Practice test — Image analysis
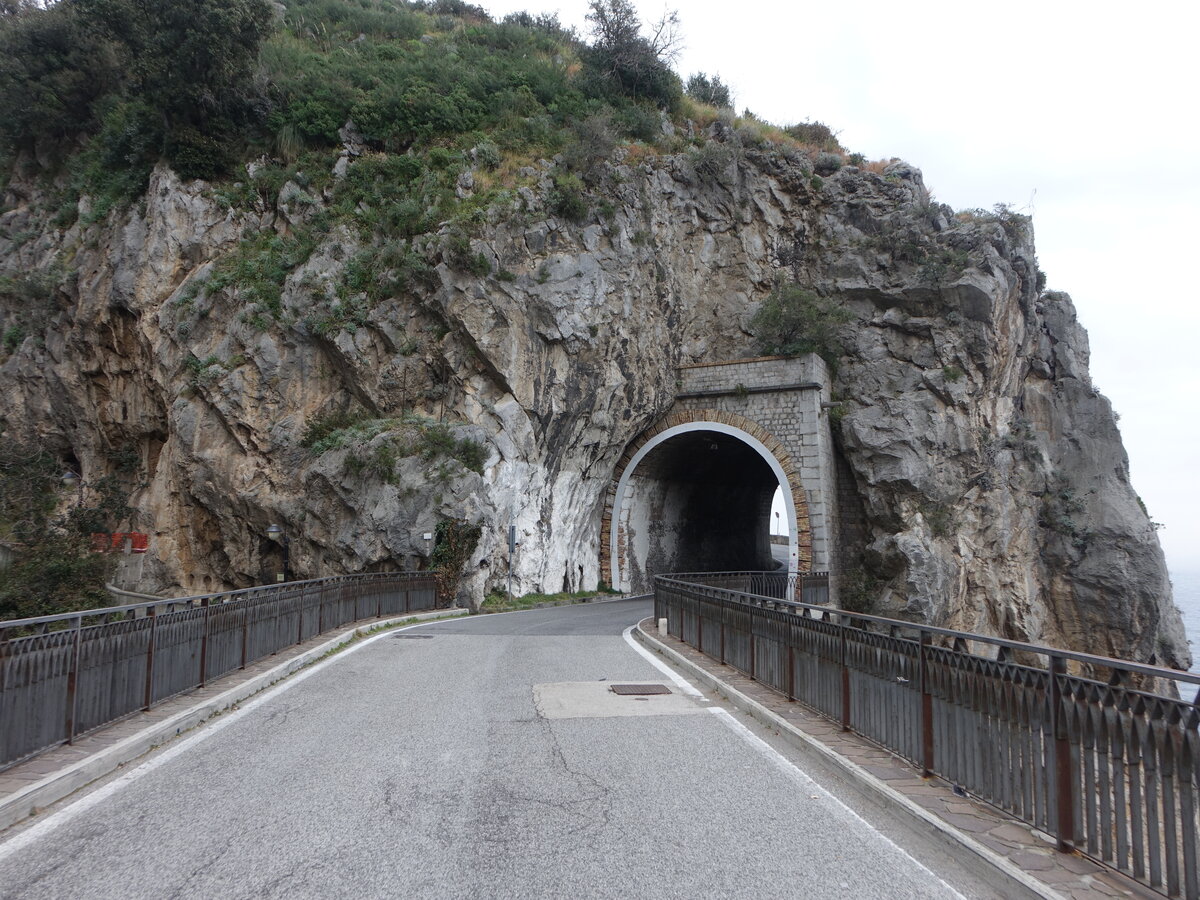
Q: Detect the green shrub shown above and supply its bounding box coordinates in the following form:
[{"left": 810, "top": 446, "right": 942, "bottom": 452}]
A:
[
  {"left": 581, "top": 1, "right": 682, "bottom": 110},
  {"left": 429, "top": 517, "right": 482, "bottom": 607},
  {"left": 550, "top": 172, "right": 588, "bottom": 222},
  {"left": 343, "top": 441, "right": 400, "bottom": 483},
  {"left": 0, "top": 532, "right": 114, "bottom": 620},
  {"left": 416, "top": 423, "right": 486, "bottom": 474},
  {"left": 166, "top": 125, "right": 233, "bottom": 181},
  {"left": 68, "top": 97, "right": 162, "bottom": 219},
  {"left": 2, "top": 326, "right": 24, "bottom": 354},
  {"left": 0, "top": 0, "right": 122, "bottom": 154},
  {"left": 0, "top": 437, "right": 124, "bottom": 619},
  {"left": 300, "top": 409, "right": 371, "bottom": 448},
  {"left": 209, "top": 228, "right": 318, "bottom": 319},
  {"left": 784, "top": 120, "right": 843, "bottom": 153},
  {"left": 473, "top": 140, "right": 501, "bottom": 170},
  {"left": 749, "top": 281, "right": 854, "bottom": 364},
  {"left": 690, "top": 142, "right": 738, "bottom": 183},
  {"left": 684, "top": 72, "right": 732, "bottom": 108},
  {"left": 839, "top": 567, "right": 880, "bottom": 614}
]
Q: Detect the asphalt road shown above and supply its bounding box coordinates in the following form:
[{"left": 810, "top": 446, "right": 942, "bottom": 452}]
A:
[{"left": 0, "top": 599, "right": 1000, "bottom": 899}]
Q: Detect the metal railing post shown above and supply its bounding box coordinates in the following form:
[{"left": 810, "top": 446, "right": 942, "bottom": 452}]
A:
[
  {"left": 199, "top": 598, "right": 210, "bottom": 687},
  {"left": 0, "top": 627, "right": 7, "bottom": 698},
  {"left": 65, "top": 618, "right": 82, "bottom": 743},
  {"left": 786, "top": 639, "right": 795, "bottom": 701},
  {"left": 749, "top": 599, "right": 756, "bottom": 680},
  {"left": 840, "top": 614, "right": 851, "bottom": 732},
  {"left": 143, "top": 606, "right": 157, "bottom": 711},
  {"left": 240, "top": 602, "right": 249, "bottom": 670},
  {"left": 920, "top": 631, "right": 934, "bottom": 776},
  {"left": 719, "top": 600, "right": 726, "bottom": 664},
  {"left": 1049, "top": 653, "right": 1076, "bottom": 851}
]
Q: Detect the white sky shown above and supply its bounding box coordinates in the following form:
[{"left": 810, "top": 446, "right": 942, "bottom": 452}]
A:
[{"left": 482, "top": 0, "right": 1200, "bottom": 572}]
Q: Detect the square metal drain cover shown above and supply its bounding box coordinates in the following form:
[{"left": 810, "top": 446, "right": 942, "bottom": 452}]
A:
[{"left": 609, "top": 683, "right": 671, "bottom": 696}]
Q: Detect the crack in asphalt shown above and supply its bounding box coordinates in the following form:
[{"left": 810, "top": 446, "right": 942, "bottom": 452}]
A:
[{"left": 165, "top": 835, "right": 236, "bottom": 900}]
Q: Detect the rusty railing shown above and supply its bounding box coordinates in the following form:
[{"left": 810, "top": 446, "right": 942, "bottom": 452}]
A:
[
  {"left": 0, "top": 571, "right": 439, "bottom": 771},
  {"left": 655, "top": 573, "right": 1200, "bottom": 900}
]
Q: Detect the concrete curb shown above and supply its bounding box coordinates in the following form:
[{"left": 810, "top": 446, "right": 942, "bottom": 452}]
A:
[
  {"left": 632, "top": 621, "right": 1064, "bottom": 900},
  {"left": 0, "top": 608, "right": 467, "bottom": 833}
]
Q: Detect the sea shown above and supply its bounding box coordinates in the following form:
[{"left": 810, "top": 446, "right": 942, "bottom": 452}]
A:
[{"left": 1173, "top": 570, "right": 1200, "bottom": 674}]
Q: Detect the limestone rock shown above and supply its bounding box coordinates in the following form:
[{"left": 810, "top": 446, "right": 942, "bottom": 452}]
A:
[{"left": 0, "top": 142, "right": 1186, "bottom": 668}]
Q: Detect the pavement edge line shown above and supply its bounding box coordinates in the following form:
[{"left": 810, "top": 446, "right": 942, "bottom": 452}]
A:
[
  {"left": 632, "top": 619, "right": 1064, "bottom": 900},
  {"left": 0, "top": 608, "right": 467, "bottom": 833}
]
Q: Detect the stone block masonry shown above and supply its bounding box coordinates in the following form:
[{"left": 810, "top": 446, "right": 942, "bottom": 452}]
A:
[{"left": 601, "top": 355, "right": 839, "bottom": 596}]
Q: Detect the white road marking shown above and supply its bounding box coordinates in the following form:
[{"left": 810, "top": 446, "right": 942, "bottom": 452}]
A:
[
  {"left": 0, "top": 620, "right": 437, "bottom": 861},
  {"left": 621, "top": 624, "right": 703, "bottom": 696},
  {"left": 624, "top": 623, "right": 966, "bottom": 899}
]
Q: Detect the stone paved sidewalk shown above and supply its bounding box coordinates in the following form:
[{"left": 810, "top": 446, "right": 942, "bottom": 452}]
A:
[
  {"left": 0, "top": 608, "right": 466, "bottom": 831},
  {"left": 635, "top": 619, "right": 1162, "bottom": 900}
]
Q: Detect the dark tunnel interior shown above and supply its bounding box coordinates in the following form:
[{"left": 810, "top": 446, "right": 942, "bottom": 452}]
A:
[{"left": 620, "top": 430, "right": 782, "bottom": 590}]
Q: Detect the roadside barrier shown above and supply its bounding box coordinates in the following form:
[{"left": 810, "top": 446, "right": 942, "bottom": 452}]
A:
[
  {"left": 656, "top": 572, "right": 1200, "bottom": 900},
  {"left": 0, "top": 572, "right": 439, "bottom": 770}
]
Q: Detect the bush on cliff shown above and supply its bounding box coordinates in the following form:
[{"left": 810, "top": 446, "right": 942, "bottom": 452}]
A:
[{"left": 750, "top": 281, "right": 854, "bottom": 364}]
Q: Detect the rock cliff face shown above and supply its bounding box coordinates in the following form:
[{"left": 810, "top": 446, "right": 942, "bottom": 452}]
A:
[{"left": 0, "top": 125, "right": 1187, "bottom": 667}]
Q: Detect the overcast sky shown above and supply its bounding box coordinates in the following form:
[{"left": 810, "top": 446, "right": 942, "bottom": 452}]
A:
[{"left": 482, "top": 0, "right": 1200, "bottom": 573}]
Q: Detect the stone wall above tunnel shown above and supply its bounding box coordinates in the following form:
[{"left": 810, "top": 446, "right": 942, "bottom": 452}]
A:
[{"left": 601, "top": 355, "right": 836, "bottom": 593}]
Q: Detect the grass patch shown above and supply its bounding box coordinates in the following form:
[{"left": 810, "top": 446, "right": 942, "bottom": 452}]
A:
[
  {"left": 301, "top": 412, "right": 487, "bottom": 480},
  {"left": 479, "top": 589, "right": 613, "bottom": 613}
]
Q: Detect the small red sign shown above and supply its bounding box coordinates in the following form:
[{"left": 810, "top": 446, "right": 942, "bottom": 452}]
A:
[{"left": 90, "top": 532, "right": 149, "bottom": 553}]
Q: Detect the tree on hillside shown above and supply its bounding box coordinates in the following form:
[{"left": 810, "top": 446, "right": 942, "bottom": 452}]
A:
[
  {"left": 76, "top": 0, "right": 274, "bottom": 128},
  {"left": 584, "top": 0, "right": 682, "bottom": 108},
  {"left": 0, "top": 0, "right": 121, "bottom": 153},
  {"left": 0, "top": 0, "right": 274, "bottom": 178},
  {"left": 685, "top": 72, "right": 732, "bottom": 109},
  {"left": 0, "top": 440, "right": 115, "bottom": 621}
]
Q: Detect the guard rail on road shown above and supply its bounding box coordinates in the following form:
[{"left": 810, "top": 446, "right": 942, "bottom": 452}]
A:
[
  {"left": 0, "top": 572, "right": 439, "bottom": 771},
  {"left": 656, "top": 572, "right": 1200, "bottom": 900},
  {"left": 664, "top": 570, "right": 829, "bottom": 605}
]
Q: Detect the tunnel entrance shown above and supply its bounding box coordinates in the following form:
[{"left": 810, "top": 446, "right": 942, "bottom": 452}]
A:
[{"left": 609, "top": 422, "right": 801, "bottom": 593}]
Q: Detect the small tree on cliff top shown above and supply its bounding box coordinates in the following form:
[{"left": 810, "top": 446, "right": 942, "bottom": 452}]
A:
[
  {"left": 584, "top": 0, "right": 682, "bottom": 108},
  {"left": 685, "top": 72, "right": 732, "bottom": 109}
]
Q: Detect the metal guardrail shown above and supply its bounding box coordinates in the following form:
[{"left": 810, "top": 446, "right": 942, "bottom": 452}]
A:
[
  {"left": 664, "top": 571, "right": 830, "bottom": 605},
  {"left": 0, "top": 572, "right": 439, "bottom": 771},
  {"left": 655, "top": 573, "right": 1200, "bottom": 900}
]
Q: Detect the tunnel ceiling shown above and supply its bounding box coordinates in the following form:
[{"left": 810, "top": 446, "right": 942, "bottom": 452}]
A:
[{"left": 631, "top": 431, "right": 778, "bottom": 486}]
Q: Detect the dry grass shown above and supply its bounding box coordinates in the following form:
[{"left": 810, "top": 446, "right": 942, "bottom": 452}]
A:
[{"left": 621, "top": 142, "right": 662, "bottom": 165}]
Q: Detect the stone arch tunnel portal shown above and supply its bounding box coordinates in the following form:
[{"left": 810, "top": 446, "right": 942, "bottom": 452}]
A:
[{"left": 608, "top": 421, "right": 801, "bottom": 594}]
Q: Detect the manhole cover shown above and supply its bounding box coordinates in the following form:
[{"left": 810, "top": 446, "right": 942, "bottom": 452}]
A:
[{"left": 609, "top": 684, "right": 671, "bottom": 696}]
